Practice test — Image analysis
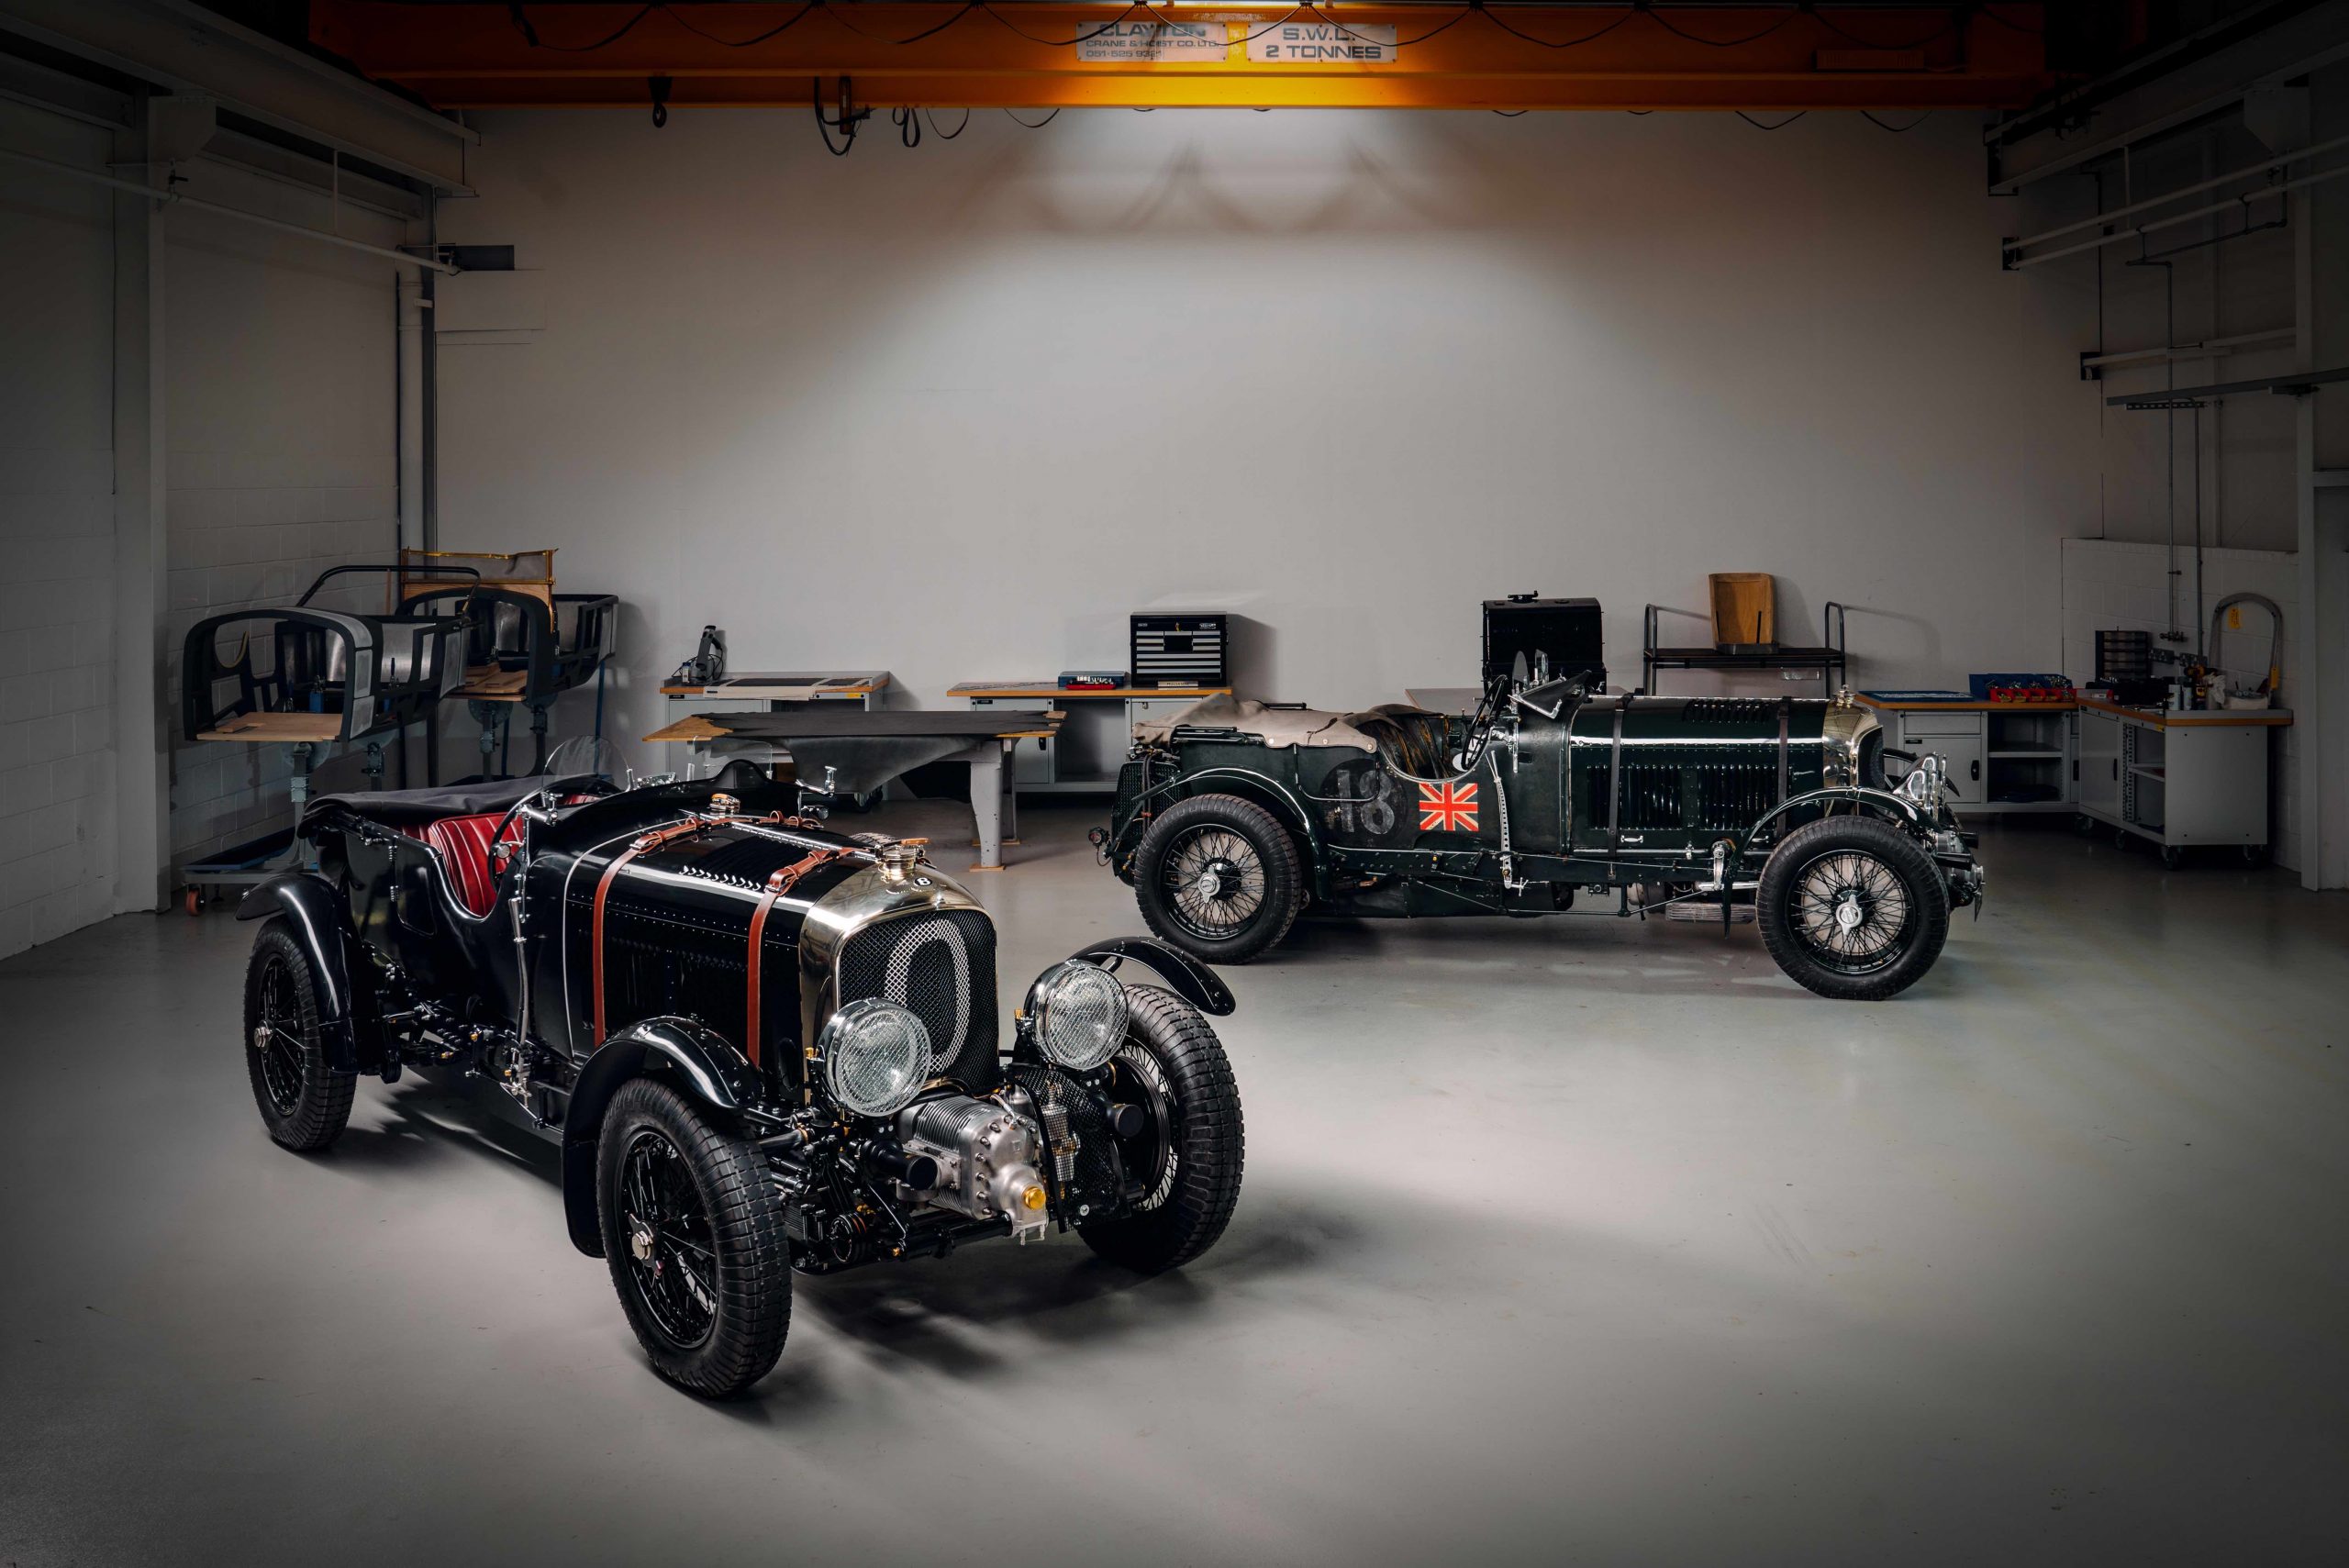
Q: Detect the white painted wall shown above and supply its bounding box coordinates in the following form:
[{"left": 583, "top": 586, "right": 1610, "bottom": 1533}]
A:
[
  {"left": 0, "top": 101, "right": 119, "bottom": 960},
  {"left": 0, "top": 92, "right": 404, "bottom": 959},
  {"left": 435, "top": 107, "right": 2099, "bottom": 770},
  {"left": 162, "top": 161, "right": 404, "bottom": 864}
]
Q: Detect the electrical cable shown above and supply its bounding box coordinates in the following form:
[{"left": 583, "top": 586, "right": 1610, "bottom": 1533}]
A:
[
  {"left": 1303, "top": 2, "right": 1473, "bottom": 49},
  {"left": 1734, "top": 109, "right": 1806, "bottom": 130},
  {"left": 1808, "top": 6, "right": 1960, "bottom": 50},
  {"left": 1861, "top": 109, "right": 1932, "bottom": 132},
  {"left": 666, "top": 2, "right": 818, "bottom": 46},
  {"left": 813, "top": 77, "right": 865, "bottom": 154},
  {"left": 1230, "top": 5, "right": 1316, "bottom": 45},
  {"left": 892, "top": 2, "right": 984, "bottom": 45},
  {"left": 1645, "top": 5, "right": 1798, "bottom": 48},
  {"left": 821, "top": 0, "right": 980, "bottom": 43},
  {"left": 924, "top": 106, "right": 974, "bottom": 137},
  {"left": 980, "top": 0, "right": 1149, "bottom": 46},
  {"left": 1477, "top": 6, "right": 1633, "bottom": 50},
  {"left": 893, "top": 105, "right": 922, "bottom": 145},
  {"left": 510, "top": 3, "right": 654, "bottom": 51},
  {"left": 1492, "top": 107, "right": 1529, "bottom": 117},
  {"left": 1004, "top": 106, "right": 1062, "bottom": 128}
]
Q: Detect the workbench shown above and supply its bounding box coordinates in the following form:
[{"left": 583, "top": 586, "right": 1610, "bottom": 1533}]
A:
[
  {"left": 1855, "top": 692, "right": 2080, "bottom": 816},
  {"left": 2074, "top": 697, "right": 2290, "bottom": 865},
  {"left": 659, "top": 670, "right": 890, "bottom": 778},
  {"left": 950, "top": 682, "right": 1230, "bottom": 795},
  {"left": 642, "top": 706, "right": 1061, "bottom": 870}
]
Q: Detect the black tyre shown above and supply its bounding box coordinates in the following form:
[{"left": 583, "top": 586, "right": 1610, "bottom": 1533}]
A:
[
  {"left": 1078, "top": 985, "right": 1244, "bottom": 1273},
  {"left": 596, "top": 1078, "right": 789, "bottom": 1398},
  {"left": 1756, "top": 817, "right": 1952, "bottom": 1002},
  {"left": 1131, "top": 794, "right": 1304, "bottom": 964},
  {"left": 243, "top": 918, "right": 356, "bottom": 1151}
]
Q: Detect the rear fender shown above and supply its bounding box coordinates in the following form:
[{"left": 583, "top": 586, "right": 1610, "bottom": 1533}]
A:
[
  {"left": 560, "top": 1018, "right": 757, "bottom": 1257},
  {"left": 237, "top": 873, "right": 375, "bottom": 1073},
  {"left": 1065, "top": 936, "right": 1235, "bottom": 1017}
]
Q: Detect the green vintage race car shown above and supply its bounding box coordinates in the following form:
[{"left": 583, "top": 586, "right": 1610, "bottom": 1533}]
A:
[{"left": 1093, "top": 674, "right": 1982, "bottom": 1001}]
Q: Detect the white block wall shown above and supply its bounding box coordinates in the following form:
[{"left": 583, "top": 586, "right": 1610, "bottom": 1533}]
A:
[
  {"left": 0, "top": 102, "right": 118, "bottom": 961},
  {"left": 161, "top": 168, "right": 403, "bottom": 866},
  {"left": 2, "top": 108, "right": 403, "bottom": 959},
  {"left": 2060, "top": 538, "right": 2300, "bottom": 870}
]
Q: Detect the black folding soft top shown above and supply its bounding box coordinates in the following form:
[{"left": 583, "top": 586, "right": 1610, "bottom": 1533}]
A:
[{"left": 303, "top": 773, "right": 571, "bottom": 829}]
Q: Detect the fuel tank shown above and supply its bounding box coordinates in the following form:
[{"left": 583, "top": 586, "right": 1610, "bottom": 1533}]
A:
[{"left": 526, "top": 799, "right": 998, "bottom": 1092}]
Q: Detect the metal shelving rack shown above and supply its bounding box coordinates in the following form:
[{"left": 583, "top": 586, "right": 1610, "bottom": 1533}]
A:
[{"left": 1642, "top": 602, "right": 1848, "bottom": 693}]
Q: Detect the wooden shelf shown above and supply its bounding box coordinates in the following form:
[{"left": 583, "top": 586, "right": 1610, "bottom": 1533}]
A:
[{"left": 196, "top": 712, "right": 346, "bottom": 744}]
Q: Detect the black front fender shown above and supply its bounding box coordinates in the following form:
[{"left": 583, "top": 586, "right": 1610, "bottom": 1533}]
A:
[
  {"left": 238, "top": 873, "right": 374, "bottom": 1073},
  {"left": 560, "top": 1018, "right": 758, "bottom": 1257},
  {"left": 1065, "top": 936, "right": 1235, "bottom": 1017}
]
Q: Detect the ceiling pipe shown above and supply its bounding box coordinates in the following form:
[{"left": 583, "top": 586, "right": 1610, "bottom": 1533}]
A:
[
  {"left": 0, "top": 144, "right": 459, "bottom": 273},
  {"left": 2004, "top": 128, "right": 2349, "bottom": 255},
  {"left": 2005, "top": 160, "right": 2349, "bottom": 270}
]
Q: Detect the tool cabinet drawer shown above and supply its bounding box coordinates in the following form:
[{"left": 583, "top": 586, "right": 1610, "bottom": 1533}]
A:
[{"left": 1894, "top": 713, "right": 1986, "bottom": 740}]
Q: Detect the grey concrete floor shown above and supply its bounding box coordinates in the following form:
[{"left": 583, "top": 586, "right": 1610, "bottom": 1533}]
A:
[{"left": 3, "top": 806, "right": 2346, "bottom": 1567}]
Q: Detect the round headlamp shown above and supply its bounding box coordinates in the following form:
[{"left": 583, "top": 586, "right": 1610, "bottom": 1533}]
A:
[
  {"left": 818, "top": 999, "right": 930, "bottom": 1118},
  {"left": 1025, "top": 962, "right": 1129, "bottom": 1073}
]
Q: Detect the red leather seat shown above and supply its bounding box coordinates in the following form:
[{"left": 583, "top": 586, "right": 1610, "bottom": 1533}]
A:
[{"left": 425, "top": 812, "right": 523, "bottom": 917}]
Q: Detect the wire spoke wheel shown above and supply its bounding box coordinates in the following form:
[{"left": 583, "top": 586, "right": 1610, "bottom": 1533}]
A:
[
  {"left": 618, "top": 1129, "right": 718, "bottom": 1352},
  {"left": 241, "top": 917, "right": 355, "bottom": 1151},
  {"left": 1076, "top": 985, "right": 1243, "bottom": 1275},
  {"left": 1161, "top": 826, "right": 1267, "bottom": 941},
  {"left": 1105, "top": 1046, "right": 1179, "bottom": 1213},
  {"left": 1788, "top": 848, "right": 1914, "bottom": 975},
  {"left": 253, "top": 953, "right": 308, "bottom": 1116},
  {"left": 1132, "top": 794, "right": 1305, "bottom": 963},
  {"left": 596, "top": 1079, "right": 790, "bottom": 1398}
]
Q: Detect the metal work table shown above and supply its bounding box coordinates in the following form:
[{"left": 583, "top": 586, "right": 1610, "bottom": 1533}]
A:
[
  {"left": 951, "top": 682, "right": 1229, "bottom": 795},
  {"left": 642, "top": 706, "right": 1060, "bottom": 870},
  {"left": 658, "top": 670, "right": 890, "bottom": 777}
]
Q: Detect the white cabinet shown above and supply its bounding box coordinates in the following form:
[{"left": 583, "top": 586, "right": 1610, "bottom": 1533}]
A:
[
  {"left": 1868, "top": 703, "right": 2075, "bottom": 817},
  {"left": 2076, "top": 707, "right": 2122, "bottom": 820},
  {"left": 2074, "top": 701, "right": 2288, "bottom": 863},
  {"left": 1889, "top": 710, "right": 1987, "bottom": 808}
]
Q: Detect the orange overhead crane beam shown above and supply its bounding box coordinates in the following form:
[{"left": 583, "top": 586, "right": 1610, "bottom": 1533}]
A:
[{"left": 309, "top": 4, "right": 2051, "bottom": 113}]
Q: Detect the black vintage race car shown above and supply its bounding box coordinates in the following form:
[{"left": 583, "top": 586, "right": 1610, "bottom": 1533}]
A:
[
  {"left": 1094, "top": 678, "right": 1984, "bottom": 1001},
  {"left": 237, "top": 762, "right": 1243, "bottom": 1397}
]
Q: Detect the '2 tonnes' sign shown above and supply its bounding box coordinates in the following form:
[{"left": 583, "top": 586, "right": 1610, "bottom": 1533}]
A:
[{"left": 1244, "top": 22, "right": 1399, "bottom": 63}]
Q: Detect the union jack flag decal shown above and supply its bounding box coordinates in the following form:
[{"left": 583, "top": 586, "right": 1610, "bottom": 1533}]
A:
[{"left": 1418, "top": 778, "right": 1479, "bottom": 833}]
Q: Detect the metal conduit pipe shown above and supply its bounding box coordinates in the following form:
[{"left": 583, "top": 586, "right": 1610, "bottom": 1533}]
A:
[
  {"left": 0, "top": 145, "right": 458, "bottom": 274},
  {"left": 2009, "top": 161, "right": 2349, "bottom": 270},
  {"left": 2008, "top": 129, "right": 2349, "bottom": 253}
]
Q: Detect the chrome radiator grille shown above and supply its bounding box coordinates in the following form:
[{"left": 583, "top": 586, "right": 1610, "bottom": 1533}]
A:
[{"left": 837, "top": 909, "right": 999, "bottom": 1090}]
